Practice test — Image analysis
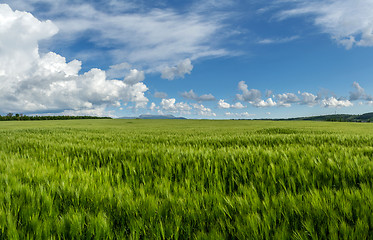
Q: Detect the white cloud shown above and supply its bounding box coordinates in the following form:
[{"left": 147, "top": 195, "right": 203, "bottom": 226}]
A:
[
  {"left": 161, "top": 59, "right": 193, "bottom": 80},
  {"left": 0, "top": 4, "right": 58, "bottom": 78},
  {"left": 160, "top": 98, "right": 176, "bottom": 110},
  {"left": 278, "top": 0, "right": 373, "bottom": 49},
  {"left": 106, "top": 62, "right": 131, "bottom": 79},
  {"left": 59, "top": 106, "right": 116, "bottom": 118},
  {"left": 192, "top": 0, "right": 237, "bottom": 12},
  {"left": 231, "top": 102, "right": 245, "bottom": 109},
  {"left": 218, "top": 99, "right": 245, "bottom": 109},
  {"left": 218, "top": 99, "right": 231, "bottom": 109},
  {"left": 123, "top": 69, "right": 145, "bottom": 85},
  {"left": 234, "top": 81, "right": 359, "bottom": 109},
  {"left": 236, "top": 81, "right": 262, "bottom": 102},
  {"left": 9, "top": 0, "right": 231, "bottom": 72},
  {"left": 160, "top": 98, "right": 192, "bottom": 113},
  {"left": 192, "top": 103, "right": 216, "bottom": 117},
  {"left": 349, "top": 81, "right": 373, "bottom": 101},
  {"left": 225, "top": 112, "right": 255, "bottom": 118},
  {"left": 321, "top": 97, "right": 353, "bottom": 108},
  {"left": 252, "top": 98, "right": 277, "bottom": 108},
  {"left": 0, "top": 4, "right": 148, "bottom": 114},
  {"left": 300, "top": 92, "right": 318, "bottom": 106},
  {"left": 236, "top": 81, "right": 277, "bottom": 108},
  {"left": 258, "top": 35, "right": 299, "bottom": 44},
  {"left": 182, "top": 89, "right": 215, "bottom": 101},
  {"left": 276, "top": 93, "right": 299, "bottom": 107},
  {"left": 149, "top": 102, "right": 157, "bottom": 111}
]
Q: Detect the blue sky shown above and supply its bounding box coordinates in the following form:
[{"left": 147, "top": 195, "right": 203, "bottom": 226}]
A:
[{"left": 1, "top": 0, "right": 373, "bottom": 119}]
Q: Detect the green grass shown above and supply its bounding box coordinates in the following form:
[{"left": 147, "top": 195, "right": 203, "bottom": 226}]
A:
[{"left": 0, "top": 119, "right": 373, "bottom": 239}]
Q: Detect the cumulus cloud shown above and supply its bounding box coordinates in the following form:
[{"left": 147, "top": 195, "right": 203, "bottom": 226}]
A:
[
  {"left": 149, "top": 102, "right": 157, "bottom": 111},
  {"left": 276, "top": 93, "right": 299, "bottom": 107},
  {"left": 252, "top": 98, "right": 277, "bottom": 108},
  {"left": 59, "top": 106, "right": 116, "bottom": 118},
  {"left": 236, "top": 81, "right": 262, "bottom": 102},
  {"left": 0, "top": 4, "right": 148, "bottom": 115},
  {"left": 7, "top": 0, "right": 230, "bottom": 65},
  {"left": 218, "top": 99, "right": 245, "bottom": 109},
  {"left": 225, "top": 112, "right": 255, "bottom": 118},
  {"left": 234, "top": 81, "right": 360, "bottom": 109},
  {"left": 192, "top": 103, "right": 216, "bottom": 117},
  {"left": 321, "top": 97, "right": 353, "bottom": 108},
  {"left": 123, "top": 69, "right": 145, "bottom": 85},
  {"left": 300, "top": 92, "right": 318, "bottom": 106},
  {"left": 182, "top": 89, "right": 215, "bottom": 101},
  {"left": 218, "top": 99, "right": 231, "bottom": 109},
  {"left": 231, "top": 102, "right": 245, "bottom": 109},
  {"left": 106, "top": 62, "right": 131, "bottom": 79},
  {"left": 236, "top": 81, "right": 276, "bottom": 108},
  {"left": 160, "top": 98, "right": 192, "bottom": 113},
  {"left": 278, "top": 0, "right": 373, "bottom": 49},
  {"left": 161, "top": 59, "right": 193, "bottom": 80},
  {"left": 349, "top": 82, "right": 373, "bottom": 101}
]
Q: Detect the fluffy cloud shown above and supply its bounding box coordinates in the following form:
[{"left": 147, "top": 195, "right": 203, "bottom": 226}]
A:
[
  {"left": 276, "top": 93, "right": 299, "bottom": 107},
  {"left": 192, "top": 104, "right": 216, "bottom": 117},
  {"left": 0, "top": 4, "right": 148, "bottom": 115},
  {"left": 234, "top": 81, "right": 358, "bottom": 109},
  {"left": 106, "top": 62, "right": 131, "bottom": 79},
  {"left": 161, "top": 59, "right": 193, "bottom": 80},
  {"left": 149, "top": 102, "right": 157, "bottom": 111},
  {"left": 182, "top": 90, "right": 215, "bottom": 102},
  {"left": 278, "top": 0, "right": 373, "bottom": 49},
  {"left": 225, "top": 112, "right": 255, "bottom": 118},
  {"left": 123, "top": 69, "right": 145, "bottom": 85},
  {"left": 218, "top": 99, "right": 245, "bottom": 109},
  {"left": 0, "top": 4, "right": 58, "bottom": 78},
  {"left": 321, "top": 97, "right": 353, "bottom": 108},
  {"left": 59, "top": 106, "right": 116, "bottom": 118},
  {"left": 218, "top": 99, "right": 231, "bottom": 109},
  {"left": 4, "top": 0, "right": 232, "bottom": 81},
  {"left": 160, "top": 98, "right": 192, "bottom": 113},
  {"left": 349, "top": 82, "right": 373, "bottom": 101},
  {"left": 231, "top": 102, "right": 245, "bottom": 109},
  {"left": 236, "top": 81, "right": 262, "bottom": 102},
  {"left": 252, "top": 98, "right": 277, "bottom": 108},
  {"left": 159, "top": 99, "right": 215, "bottom": 116},
  {"left": 236, "top": 81, "right": 276, "bottom": 108},
  {"left": 300, "top": 92, "right": 318, "bottom": 106}
]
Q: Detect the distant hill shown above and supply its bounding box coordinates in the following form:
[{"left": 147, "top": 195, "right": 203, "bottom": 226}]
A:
[
  {"left": 282, "top": 112, "right": 373, "bottom": 122},
  {"left": 119, "top": 114, "right": 186, "bottom": 120}
]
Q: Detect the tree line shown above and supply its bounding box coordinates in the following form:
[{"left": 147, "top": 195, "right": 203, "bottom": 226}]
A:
[{"left": 0, "top": 113, "right": 111, "bottom": 121}]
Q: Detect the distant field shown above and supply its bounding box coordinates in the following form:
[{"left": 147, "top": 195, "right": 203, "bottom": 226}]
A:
[{"left": 0, "top": 119, "right": 373, "bottom": 239}]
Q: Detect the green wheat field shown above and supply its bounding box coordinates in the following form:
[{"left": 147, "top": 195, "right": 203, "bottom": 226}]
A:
[{"left": 1, "top": 119, "right": 373, "bottom": 239}]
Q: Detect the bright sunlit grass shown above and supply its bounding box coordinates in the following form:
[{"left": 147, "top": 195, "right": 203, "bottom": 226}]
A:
[{"left": 0, "top": 119, "right": 373, "bottom": 239}]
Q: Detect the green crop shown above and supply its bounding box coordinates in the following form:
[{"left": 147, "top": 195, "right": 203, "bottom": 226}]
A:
[{"left": 0, "top": 119, "right": 373, "bottom": 239}]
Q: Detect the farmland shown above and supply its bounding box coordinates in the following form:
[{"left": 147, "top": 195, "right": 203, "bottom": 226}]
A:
[{"left": 0, "top": 119, "right": 373, "bottom": 239}]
